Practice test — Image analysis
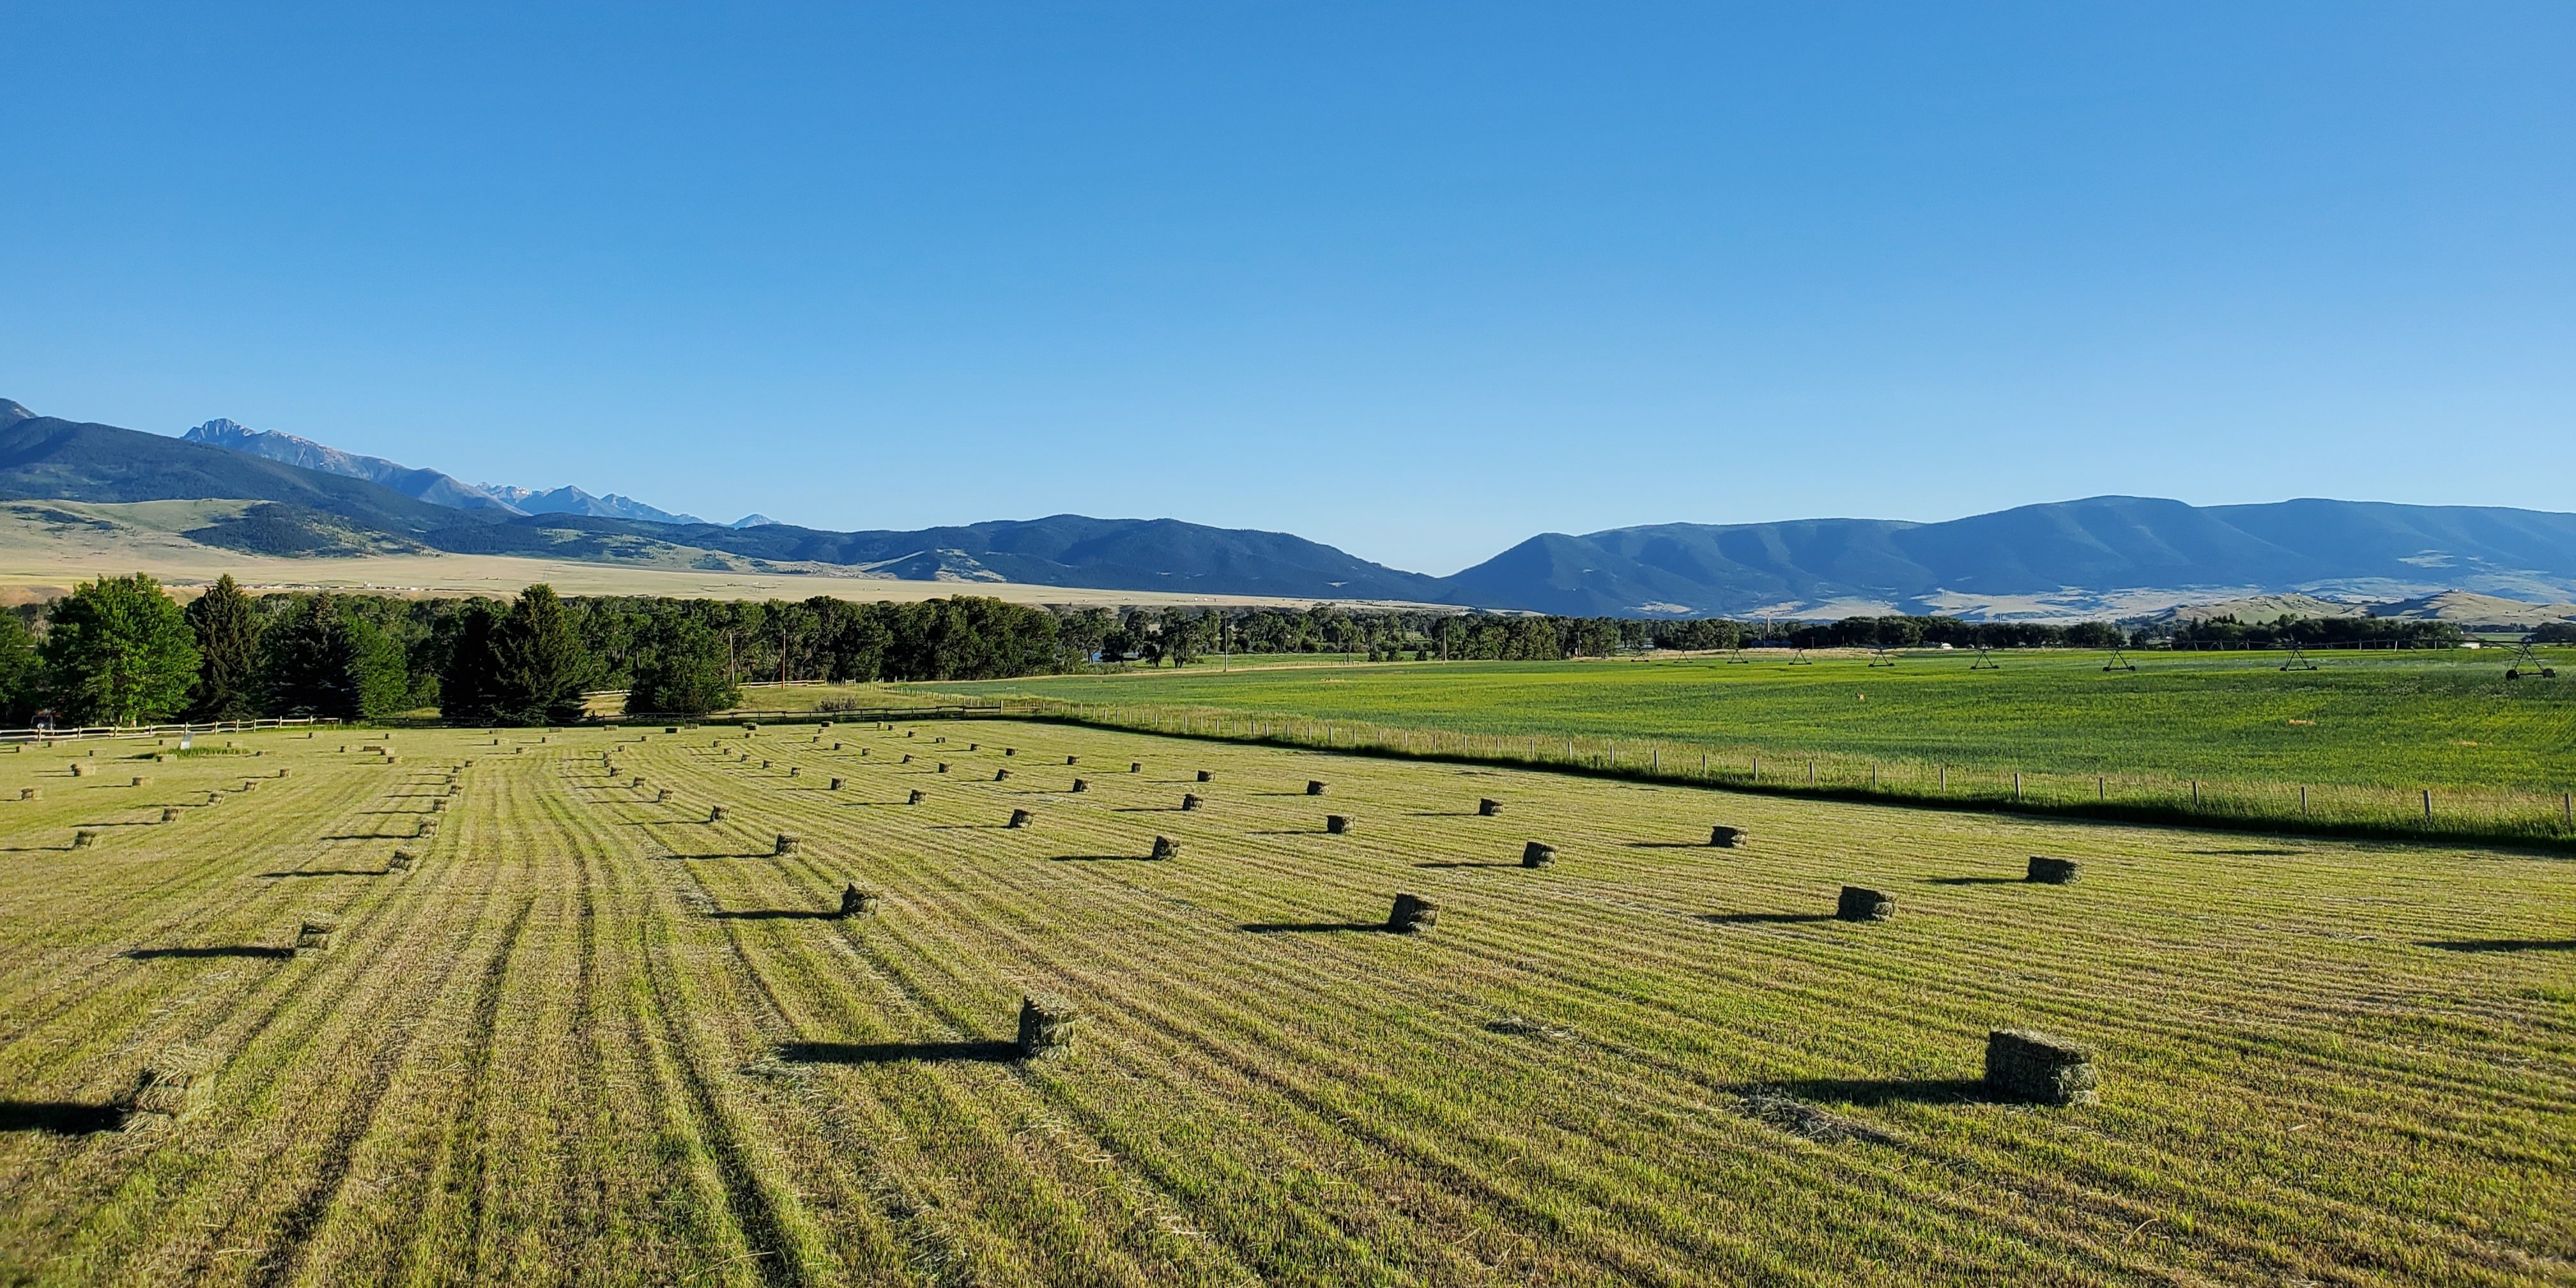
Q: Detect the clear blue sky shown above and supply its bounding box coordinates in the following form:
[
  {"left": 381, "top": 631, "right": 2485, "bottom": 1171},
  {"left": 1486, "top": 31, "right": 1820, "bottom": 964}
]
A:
[{"left": 3, "top": 3, "right": 2568, "bottom": 574}]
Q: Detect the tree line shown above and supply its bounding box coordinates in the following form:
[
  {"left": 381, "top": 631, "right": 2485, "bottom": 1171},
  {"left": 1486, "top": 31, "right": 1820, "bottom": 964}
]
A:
[{"left": 0, "top": 574, "right": 2494, "bottom": 728}]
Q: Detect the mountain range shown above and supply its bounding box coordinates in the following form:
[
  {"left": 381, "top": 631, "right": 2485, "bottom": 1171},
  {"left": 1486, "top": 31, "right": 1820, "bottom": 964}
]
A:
[
  {"left": 6, "top": 397, "right": 2576, "bottom": 620},
  {"left": 177, "top": 418, "right": 735, "bottom": 526}
]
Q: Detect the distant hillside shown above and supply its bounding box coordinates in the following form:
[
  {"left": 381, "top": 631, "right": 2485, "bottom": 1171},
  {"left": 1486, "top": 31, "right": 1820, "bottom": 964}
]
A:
[
  {"left": 183, "top": 417, "right": 705, "bottom": 524},
  {"left": 183, "top": 418, "right": 516, "bottom": 512},
  {"left": 11, "top": 397, "right": 2576, "bottom": 618},
  {"left": 0, "top": 409, "right": 503, "bottom": 555},
  {"left": 1438, "top": 496, "right": 2576, "bottom": 617}
]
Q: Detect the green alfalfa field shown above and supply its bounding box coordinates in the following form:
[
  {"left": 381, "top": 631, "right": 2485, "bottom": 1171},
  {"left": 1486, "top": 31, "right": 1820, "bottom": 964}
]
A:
[
  {"left": 0, "top": 719, "right": 2569, "bottom": 1285},
  {"left": 919, "top": 647, "right": 2576, "bottom": 792}
]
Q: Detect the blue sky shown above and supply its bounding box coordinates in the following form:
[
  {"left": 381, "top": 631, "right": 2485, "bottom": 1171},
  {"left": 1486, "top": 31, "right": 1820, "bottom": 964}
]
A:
[{"left": 3, "top": 3, "right": 2568, "bottom": 574}]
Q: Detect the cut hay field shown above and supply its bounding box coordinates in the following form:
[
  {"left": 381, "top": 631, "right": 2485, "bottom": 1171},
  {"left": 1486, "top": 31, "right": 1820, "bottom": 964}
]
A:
[
  {"left": 1, "top": 721, "right": 2570, "bottom": 1285},
  {"left": 937, "top": 648, "right": 2576, "bottom": 793}
]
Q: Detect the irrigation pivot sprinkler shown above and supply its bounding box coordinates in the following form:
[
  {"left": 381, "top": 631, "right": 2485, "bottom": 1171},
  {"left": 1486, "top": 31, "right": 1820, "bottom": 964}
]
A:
[
  {"left": 2103, "top": 643, "right": 2138, "bottom": 673},
  {"left": 2504, "top": 637, "right": 2557, "bottom": 680},
  {"left": 1867, "top": 645, "right": 1898, "bottom": 668},
  {"left": 1970, "top": 643, "right": 2001, "bottom": 671},
  {"left": 2279, "top": 641, "right": 2319, "bottom": 672}
]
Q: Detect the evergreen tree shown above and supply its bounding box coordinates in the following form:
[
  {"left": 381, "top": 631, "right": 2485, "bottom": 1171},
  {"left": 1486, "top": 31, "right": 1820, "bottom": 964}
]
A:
[
  {"left": 185, "top": 574, "right": 265, "bottom": 719},
  {"left": 438, "top": 602, "right": 505, "bottom": 724},
  {"left": 627, "top": 615, "right": 740, "bottom": 716},
  {"left": 40, "top": 574, "right": 201, "bottom": 725},
  {"left": 261, "top": 594, "right": 408, "bottom": 719},
  {"left": 491, "top": 585, "right": 594, "bottom": 724}
]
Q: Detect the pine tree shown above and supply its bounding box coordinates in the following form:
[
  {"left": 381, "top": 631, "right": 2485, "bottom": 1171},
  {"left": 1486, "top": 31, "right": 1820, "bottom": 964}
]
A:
[
  {"left": 261, "top": 594, "right": 408, "bottom": 719},
  {"left": 40, "top": 574, "right": 201, "bottom": 725},
  {"left": 185, "top": 574, "right": 264, "bottom": 719},
  {"left": 491, "top": 585, "right": 594, "bottom": 724},
  {"left": 438, "top": 602, "right": 504, "bottom": 724}
]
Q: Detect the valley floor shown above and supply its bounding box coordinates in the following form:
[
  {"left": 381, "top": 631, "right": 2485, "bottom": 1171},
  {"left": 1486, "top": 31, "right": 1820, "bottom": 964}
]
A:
[{"left": 0, "top": 722, "right": 2568, "bottom": 1285}]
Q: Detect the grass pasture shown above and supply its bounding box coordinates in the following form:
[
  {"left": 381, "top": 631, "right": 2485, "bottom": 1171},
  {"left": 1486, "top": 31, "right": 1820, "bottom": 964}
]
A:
[
  {"left": 0, "top": 721, "right": 2569, "bottom": 1285},
  {"left": 941, "top": 648, "right": 2576, "bottom": 792}
]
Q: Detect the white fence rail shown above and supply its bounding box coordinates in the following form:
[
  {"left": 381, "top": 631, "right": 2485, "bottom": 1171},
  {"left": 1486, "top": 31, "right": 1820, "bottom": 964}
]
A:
[{"left": 0, "top": 717, "right": 339, "bottom": 745}]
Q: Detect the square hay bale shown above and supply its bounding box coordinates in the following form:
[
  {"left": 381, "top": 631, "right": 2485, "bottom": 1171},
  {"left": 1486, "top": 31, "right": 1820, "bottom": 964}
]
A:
[
  {"left": 1307, "top": 780, "right": 1328, "bottom": 795},
  {"left": 907, "top": 789, "right": 926, "bottom": 805},
  {"left": 1477, "top": 798, "right": 1502, "bottom": 817},
  {"left": 937, "top": 763, "right": 950, "bottom": 774},
  {"left": 1181, "top": 793, "right": 1203, "bottom": 811},
  {"left": 666, "top": 726, "right": 680, "bottom": 734},
  {"left": 1195, "top": 769, "right": 1213, "bottom": 783},
  {"left": 275, "top": 767, "right": 291, "bottom": 778},
  {"left": 2027, "top": 856, "right": 2080, "bottom": 884},
  {"left": 294, "top": 917, "right": 339, "bottom": 956},
  {"left": 774, "top": 834, "right": 800, "bottom": 857},
  {"left": 1984, "top": 1029, "right": 2100, "bottom": 1105},
  {"left": 72, "top": 829, "right": 100, "bottom": 848},
  {"left": 1070, "top": 778, "right": 1089, "bottom": 793},
  {"left": 967, "top": 742, "right": 977, "bottom": 751},
  {"left": 1008, "top": 808, "right": 1033, "bottom": 829},
  {"left": 1151, "top": 835, "right": 1180, "bottom": 860},
  {"left": 1326, "top": 814, "right": 1351, "bottom": 834},
  {"left": 18, "top": 788, "right": 36, "bottom": 801},
  {"left": 123, "top": 1045, "right": 220, "bottom": 1124},
  {"left": 1004, "top": 747, "right": 1016, "bottom": 757},
  {"left": 839, "top": 884, "right": 878, "bottom": 918},
  {"left": 1388, "top": 893, "right": 1438, "bottom": 933},
  {"left": 1836, "top": 886, "right": 1895, "bottom": 922},
  {"left": 1709, "top": 825, "right": 1745, "bottom": 848},
  {"left": 656, "top": 788, "right": 673, "bottom": 802},
  {"left": 709, "top": 805, "right": 730, "bottom": 823},
  {"left": 430, "top": 798, "right": 447, "bottom": 812},
  {"left": 241, "top": 780, "right": 259, "bottom": 793},
  {"left": 415, "top": 818, "right": 440, "bottom": 837},
  {"left": 995, "top": 769, "right": 1011, "bottom": 782},
  {"left": 1066, "top": 755, "right": 1078, "bottom": 765},
  {"left": 1016, "top": 994, "right": 1078, "bottom": 1057},
  {"left": 632, "top": 776, "right": 646, "bottom": 788},
  {"left": 71, "top": 762, "right": 94, "bottom": 777},
  {"left": 1130, "top": 762, "right": 1142, "bottom": 773},
  {"left": 760, "top": 760, "right": 772, "bottom": 770},
  {"left": 130, "top": 775, "right": 151, "bottom": 787},
  {"left": 829, "top": 777, "right": 845, "bottom": 791},
  {"left": 161, "top": 807, "right": 182, "bottom": 823},
  {"left": 787, "top": 767, "right": 801, "bottom": 778},
  {"left": 1522, "top": 841, "right": 1557, "bottom": 868},
  {"left": 901, "top": 753, "right": 913, "bottom": 763},
  {"left": 387, "top": 849, "right": 418, "bottom": 873}
]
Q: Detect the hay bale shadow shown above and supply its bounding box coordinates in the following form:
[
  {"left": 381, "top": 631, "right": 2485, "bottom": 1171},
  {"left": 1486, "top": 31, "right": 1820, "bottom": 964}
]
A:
[
  {"left": 778, "top": 1040, "right": 1020, "bottom": 1065},
  {"left": 0, "top": 1100, "right": 126, "bottom": 1135},
  {"left": 124, "top": 946, "right": 294, "bottom": 960},
  {"left": 1740, "top": 1077, "right": 1994, "bottom": 1107},
  {"left": 2421, "top": 938, "right": 2576, "bottom": 953},
  {"left": 1700, "top": 912, "right": 1837, "bottom": 925},
  {"left": 1240, "top": 921, "right": 1389, "bottom": 934}
]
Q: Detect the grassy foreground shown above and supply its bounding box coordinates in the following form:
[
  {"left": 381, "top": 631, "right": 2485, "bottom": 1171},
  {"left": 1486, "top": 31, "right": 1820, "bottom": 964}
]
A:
[{"left": 0, "top": 721, "right": 2569, "bottom": 1285}]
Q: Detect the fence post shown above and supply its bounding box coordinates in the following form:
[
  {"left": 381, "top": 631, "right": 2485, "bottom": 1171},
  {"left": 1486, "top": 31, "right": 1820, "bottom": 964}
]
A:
[
  {"left": 2422, "top": 789, "right": 2432, "bottom": 824},
  {"left": 1807, "top": 759, "right": 1816, "bottom": 785},
  {"left": 2014, "top": 772, "right": 2022, "bottom": 802},
  {"left": 2300, "top": 786, "right": 2308, "bottom": 816}
]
